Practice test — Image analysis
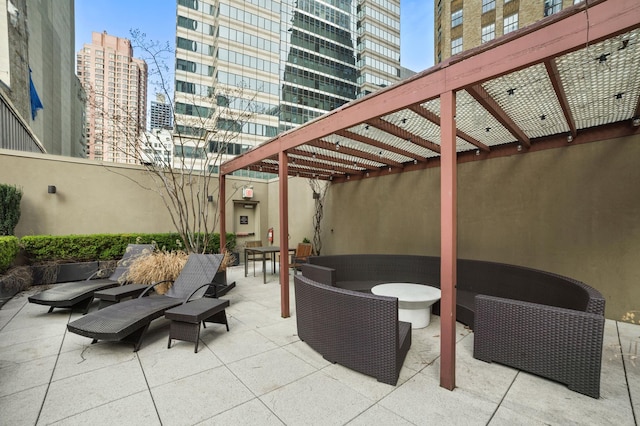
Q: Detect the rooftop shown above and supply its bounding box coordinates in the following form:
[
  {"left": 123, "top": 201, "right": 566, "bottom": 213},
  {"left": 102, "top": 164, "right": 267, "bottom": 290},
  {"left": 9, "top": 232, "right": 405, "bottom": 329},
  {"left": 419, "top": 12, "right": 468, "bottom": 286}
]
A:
[{"left": 1, "top": 266, "right": 638, "bottom": 425}]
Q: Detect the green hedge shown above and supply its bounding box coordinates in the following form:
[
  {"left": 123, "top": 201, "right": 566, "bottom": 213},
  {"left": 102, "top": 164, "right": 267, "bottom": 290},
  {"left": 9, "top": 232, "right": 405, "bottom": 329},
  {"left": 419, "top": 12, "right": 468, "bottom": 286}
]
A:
[
  {"left": 20, "top": 233, "right": 237, "bottom": 262},
  {"left": 0, "top": 236, "right": 19, "bottom": 273},
  {"left": 0, "top": 184, "right": 22, "bottom": 236}
]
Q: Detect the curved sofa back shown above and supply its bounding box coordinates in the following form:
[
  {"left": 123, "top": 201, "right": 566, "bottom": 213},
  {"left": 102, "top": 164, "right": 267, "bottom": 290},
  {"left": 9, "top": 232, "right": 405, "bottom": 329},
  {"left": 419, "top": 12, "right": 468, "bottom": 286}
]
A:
[
  {"left": 309, "top": 254, "right": 440, "bottom": 286},
  {"left": 457, "top": 259, "right": 602, "bottom": 314},
  {"left": 293, "top": 274, "right": 408, "bottom": 385},
  {"left": 307, "top": 254, "right": 604, "bottom": 315}
]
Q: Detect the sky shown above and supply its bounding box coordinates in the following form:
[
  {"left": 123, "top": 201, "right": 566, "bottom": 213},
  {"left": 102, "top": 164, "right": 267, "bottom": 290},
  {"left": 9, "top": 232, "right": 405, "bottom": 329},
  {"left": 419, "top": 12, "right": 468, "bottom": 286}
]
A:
[{"left": 75, "top": 0, "right": 435, "bottom": 73}]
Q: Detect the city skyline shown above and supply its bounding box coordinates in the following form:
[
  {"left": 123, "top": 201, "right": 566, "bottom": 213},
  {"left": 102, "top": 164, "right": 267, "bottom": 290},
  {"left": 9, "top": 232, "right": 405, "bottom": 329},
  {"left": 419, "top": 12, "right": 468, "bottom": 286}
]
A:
[{"left": 75, "top": 0, "right": 434, "bottom": 73}]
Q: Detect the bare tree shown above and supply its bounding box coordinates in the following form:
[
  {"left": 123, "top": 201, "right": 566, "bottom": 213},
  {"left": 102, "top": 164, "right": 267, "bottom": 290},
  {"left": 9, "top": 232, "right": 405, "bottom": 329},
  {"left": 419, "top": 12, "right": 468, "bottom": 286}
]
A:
[
  {"left": 85, "top": 31, "right": 257, "bottom": 253},
  {"left": 308, "top": 178, "right": 329, "bottom": 256}
]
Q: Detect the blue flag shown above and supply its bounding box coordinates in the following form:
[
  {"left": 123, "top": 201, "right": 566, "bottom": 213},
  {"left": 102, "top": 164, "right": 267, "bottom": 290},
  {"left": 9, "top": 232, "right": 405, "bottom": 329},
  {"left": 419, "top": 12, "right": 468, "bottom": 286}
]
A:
[{"left": 29, "top": 67, "right": 43, "bottom": 120}]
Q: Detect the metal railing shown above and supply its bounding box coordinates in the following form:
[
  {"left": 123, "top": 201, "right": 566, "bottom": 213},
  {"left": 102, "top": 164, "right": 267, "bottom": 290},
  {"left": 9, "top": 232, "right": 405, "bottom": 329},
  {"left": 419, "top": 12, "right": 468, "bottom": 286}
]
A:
[{"left": 0, "top": 91, "right": 45, "bottom": 153}]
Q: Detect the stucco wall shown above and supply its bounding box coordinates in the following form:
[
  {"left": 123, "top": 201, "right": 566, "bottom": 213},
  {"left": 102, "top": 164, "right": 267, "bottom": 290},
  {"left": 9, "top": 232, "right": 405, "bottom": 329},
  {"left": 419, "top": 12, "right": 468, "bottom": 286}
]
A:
[
  {"left": 0, "top": 150, "right": 269, "bottom": 237},
  {"left": 266, "top": 176, "right": 319, "bottom": 248},
  {"left": 321, "top": 136, "right": 640, "bottom": 320}
]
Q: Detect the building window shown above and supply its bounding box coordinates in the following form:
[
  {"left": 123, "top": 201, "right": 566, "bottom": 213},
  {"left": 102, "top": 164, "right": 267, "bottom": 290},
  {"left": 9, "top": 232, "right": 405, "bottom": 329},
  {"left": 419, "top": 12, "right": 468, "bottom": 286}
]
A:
[
  {"left": 451, "top": 9, "right": 463, "bottom": 28},
  {"left": 481, "top": 23, "right": 495, "bottom": 43},
  {"left": 544, "top": 0, "right": 562, "bottom": 16},
  {"left": 451, "top": 37, "right": 463, "bottom": 55},
  {"left": 574, "top": 0, "right": 584, "bottom": 3},
  {"left": 504, "top": 13, "right": 519, "bottom": 34},
  {"left": 482, "top": 0, "right": 495, "bottom": 13}
]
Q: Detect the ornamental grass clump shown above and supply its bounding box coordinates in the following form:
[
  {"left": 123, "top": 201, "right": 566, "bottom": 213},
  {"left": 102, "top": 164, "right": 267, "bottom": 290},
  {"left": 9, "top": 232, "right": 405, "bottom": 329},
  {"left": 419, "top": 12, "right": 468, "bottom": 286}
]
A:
[{"left": 126, "top": 250, "right": 188, "bottom": 295}]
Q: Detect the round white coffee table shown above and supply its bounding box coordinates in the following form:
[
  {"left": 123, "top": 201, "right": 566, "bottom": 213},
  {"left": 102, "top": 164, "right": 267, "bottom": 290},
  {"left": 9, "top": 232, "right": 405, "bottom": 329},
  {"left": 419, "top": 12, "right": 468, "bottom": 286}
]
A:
[{"left": 371, "top": 283, "right": 441, "bottom": 329}]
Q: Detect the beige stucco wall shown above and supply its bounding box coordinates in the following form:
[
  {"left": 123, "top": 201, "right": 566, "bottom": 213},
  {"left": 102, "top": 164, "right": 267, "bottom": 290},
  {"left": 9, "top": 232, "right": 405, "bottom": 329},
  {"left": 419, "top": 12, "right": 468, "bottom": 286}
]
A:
[
  {"left": 321, "top": 135, "right": 640, "bottom": 320},
  {"left": 0, "top": 150, "right": 269, "bottom": 238}
]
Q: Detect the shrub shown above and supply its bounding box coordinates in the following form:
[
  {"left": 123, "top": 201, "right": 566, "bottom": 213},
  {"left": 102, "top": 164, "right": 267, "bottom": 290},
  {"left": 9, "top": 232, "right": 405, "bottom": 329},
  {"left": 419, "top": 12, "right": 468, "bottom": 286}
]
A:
[
  {"left": 0, "top": 184, "right": 22, "bottom": 236},
  {"left": 0, "top": 236, "right": 19, "bottom": 273},
  {"left": 20, "top": 232, "right": 235, "bottom": 263}
]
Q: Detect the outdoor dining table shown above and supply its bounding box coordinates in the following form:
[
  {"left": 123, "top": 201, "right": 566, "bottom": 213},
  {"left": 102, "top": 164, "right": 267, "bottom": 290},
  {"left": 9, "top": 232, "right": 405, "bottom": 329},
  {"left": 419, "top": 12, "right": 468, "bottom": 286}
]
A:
[{"left": 244, "top": 246, "right": 296, "bottom": 284}]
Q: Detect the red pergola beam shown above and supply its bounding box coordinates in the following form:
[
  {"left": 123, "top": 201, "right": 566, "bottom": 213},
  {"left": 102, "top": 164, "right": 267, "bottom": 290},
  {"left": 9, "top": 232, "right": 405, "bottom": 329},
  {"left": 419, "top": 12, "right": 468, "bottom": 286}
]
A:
[
  {"left": 544, "top": 59, "right": 577, "bottom": 137},
  {"left": 466, "top": 84, "right": 531, "bottom": 148},
  {"left": 408, "top": 104, "right": 491, "bottom": 152},
  {"left": 336, "top": 129, "right": 424, "bottom": 164},
  {"left": 222, "top": 0, "right": 640, "bottom": 175},
  {"left": 278, "top": 151, "right": 290, "bottom": 317},
  {"left": 365, "top": 117, "right": 441, "bottom": 154}
]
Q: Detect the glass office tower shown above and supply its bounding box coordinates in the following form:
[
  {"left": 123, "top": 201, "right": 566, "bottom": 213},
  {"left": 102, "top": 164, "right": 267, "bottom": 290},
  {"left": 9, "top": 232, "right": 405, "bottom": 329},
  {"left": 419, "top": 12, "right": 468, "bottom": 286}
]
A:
[{"left": 174, "top": 0, "right": 401, "bottom": 172}]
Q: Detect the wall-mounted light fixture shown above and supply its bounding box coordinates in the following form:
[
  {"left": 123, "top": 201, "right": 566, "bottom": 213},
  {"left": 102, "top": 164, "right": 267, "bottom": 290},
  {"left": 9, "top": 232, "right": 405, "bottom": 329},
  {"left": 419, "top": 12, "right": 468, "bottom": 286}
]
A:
[
  {"left": 567, "top": 134, "right": 574, "bottom": 143},
  {"left": 633, "top": 117, "right": 640, "bottom": 127},
  {"left": 47, "top": 185, "right": 56, "bottom": 194}
]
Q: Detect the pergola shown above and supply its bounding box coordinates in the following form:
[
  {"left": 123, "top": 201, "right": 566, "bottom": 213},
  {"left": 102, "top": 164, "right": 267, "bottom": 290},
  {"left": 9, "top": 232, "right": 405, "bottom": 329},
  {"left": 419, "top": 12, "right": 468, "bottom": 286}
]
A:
[{"left": 219, "top": 0, "right": 640, "bottom": 391}]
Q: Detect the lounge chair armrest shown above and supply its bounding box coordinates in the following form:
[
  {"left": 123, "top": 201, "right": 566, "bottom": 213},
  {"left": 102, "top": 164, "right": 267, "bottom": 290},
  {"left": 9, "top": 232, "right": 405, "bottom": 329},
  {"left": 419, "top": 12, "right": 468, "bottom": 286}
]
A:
[
  {"left": 138, "top": 280, "right": 174, "bottom": 297},
  {"left": 184, "top": 283, "right": 214, "bottom": 303},
  {"left": 85, "top": 270, "right": 101, "bottom": 281}
]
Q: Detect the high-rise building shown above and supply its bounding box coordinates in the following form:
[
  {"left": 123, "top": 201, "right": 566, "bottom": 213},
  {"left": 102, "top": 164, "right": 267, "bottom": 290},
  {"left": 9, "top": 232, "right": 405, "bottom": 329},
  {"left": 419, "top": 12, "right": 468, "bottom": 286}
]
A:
[
  {"left": 355, "top": 0, "right": 402, "bottom": 98},
  {"left": 434, "top": 0, "right": 585, "bottom": 64},
  {"left": 174, "top": 0, "right": 402, "bottom": 171},
  {"left": 139, "top": 128, "right": 173, "bottom": 166},
  {"left": 77, "top": 31, "right": 148, "bottom": 164},
  {"left": 150, "top": 93, "right": 173, "bottom": 130},
  {"left": 0, "top": 0, "right": 85, "bottom": 157}
]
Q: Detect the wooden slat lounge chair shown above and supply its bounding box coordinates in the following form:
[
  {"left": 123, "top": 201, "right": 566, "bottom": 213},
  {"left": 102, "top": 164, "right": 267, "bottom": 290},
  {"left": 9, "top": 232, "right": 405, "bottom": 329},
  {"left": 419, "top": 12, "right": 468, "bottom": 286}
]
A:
[
  {"left": 66, "top": 254, "right": 223, "bottom": 352},
  {"left": 290, "top": 243, "right": 313, "bottom": 274},
  {"left": 28, "top": 244, "right": 154, "bottom": 314}
]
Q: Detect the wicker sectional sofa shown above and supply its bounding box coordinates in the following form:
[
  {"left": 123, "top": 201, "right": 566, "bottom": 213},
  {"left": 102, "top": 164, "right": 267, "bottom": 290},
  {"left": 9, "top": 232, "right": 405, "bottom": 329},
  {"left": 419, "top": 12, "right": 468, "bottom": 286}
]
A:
[
  {"left": 294, "top": 274, "right": 411, "bottom": 385},
  {"left": 302, "top": 254, "right": 605, "bottom": 398}
]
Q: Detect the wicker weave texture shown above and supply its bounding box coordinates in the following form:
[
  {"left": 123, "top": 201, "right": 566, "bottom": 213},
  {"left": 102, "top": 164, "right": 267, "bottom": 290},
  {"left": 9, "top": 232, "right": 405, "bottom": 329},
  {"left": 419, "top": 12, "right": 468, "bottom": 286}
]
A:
[
  {"left": 67, "top": 254, "right": 224, "bottom": 349},
  {"left": 27, "top": 244, "right": 154, "bottom": 311},
  {"left": 474, "top": 295, "right": 604, "bottom": 399},
  {"left": 304, "top": 254, "right": 605, "bottom": 398},
  {"left": 294, "top": 275, "right": 411, "bottom": 385}
]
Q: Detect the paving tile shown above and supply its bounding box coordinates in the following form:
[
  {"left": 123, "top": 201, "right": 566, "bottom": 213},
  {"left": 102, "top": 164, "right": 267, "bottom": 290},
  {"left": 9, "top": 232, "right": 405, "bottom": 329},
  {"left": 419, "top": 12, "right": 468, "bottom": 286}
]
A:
[
  {"left": 378, "top": 369, "right": 498, "bottom": 425},
  {"left": 617, "top": 320, "right": 640, "bottom": 416},
  {"left": 0, "top": 384, "right": 47, "bottom": 426},
  {"left": 346, "top": 404, "right": 415, "bottom": 426},
  {"left": 260, "top": 371, "right": 374, "bottom": 426},
  {"left": 0, "top": 354, "right": 57, "bottom": 398},
  {"left": 0, "top": 322, "right": 66, "bottom": 350},
  {"left": 151, "top": 366, "right": 255, "bottom": 426},
  {"left": 51, "top": 341, "right": 138, "bottom": 381},
  {"left": 45, "top": 390, "right": 160, "bottom": 426},
  {"left": 253, "top": 316, "right": 299, "bottom": 347},
  {"left": 403, "top": 321, "right": 442, "bottom": 372},
  {"left": 444, "top": 333, "right": 518, "bottom": 404},
  {"left": 197, "top": 396, "right": 285, "bottom": 425},
  {"left": 500, "top": 371, "right": 634, "bottom": 426},
  {"left": 208, "top": 328, "right": 278, "bottom": 364},
  {"left": 227, "top": 347, "right": 316, "bottom": 396},
  {"left": 0, "top": 334, "right": 64, "bottom": 364},
  {"left": 138, "top": 341, "right": 223, "bottom": 388},
  {"left": 283, "top": 340, "right": 332, "bottom": 370},
  {"left": 37, "top": 358, "right": 147, "bottom": 424},
  {"left": 320, "top": 360, "right": 413, "bottom": 402},
  {"left": 488, "top": 404, "right": 551, "bottom": 425}
]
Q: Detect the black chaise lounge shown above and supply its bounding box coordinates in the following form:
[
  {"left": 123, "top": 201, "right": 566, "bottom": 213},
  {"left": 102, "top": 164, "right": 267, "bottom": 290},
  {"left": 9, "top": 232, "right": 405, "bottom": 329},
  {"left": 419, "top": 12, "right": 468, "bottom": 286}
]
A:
[
  {"left": 28, "top": 244, "right": 154, "bottom": 314},
  {"left": 67, "top": 254, "right": 223, "bottom": 351}
]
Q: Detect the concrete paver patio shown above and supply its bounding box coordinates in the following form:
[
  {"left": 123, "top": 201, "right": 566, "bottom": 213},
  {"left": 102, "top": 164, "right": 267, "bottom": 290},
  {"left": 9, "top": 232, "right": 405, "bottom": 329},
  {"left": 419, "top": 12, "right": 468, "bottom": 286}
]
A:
[{"left": 0, "top": 265, "right": 638, "bottom": 425}]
